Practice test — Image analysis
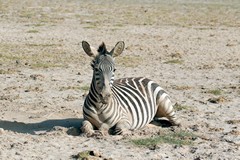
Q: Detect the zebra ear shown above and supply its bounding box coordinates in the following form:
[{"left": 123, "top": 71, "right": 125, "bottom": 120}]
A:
[
  {"left": 82, "top": 41, "right": 98, "bottom": 57},
  {"left": 110, "top": 41, "right": 125, "bottom": 57}
]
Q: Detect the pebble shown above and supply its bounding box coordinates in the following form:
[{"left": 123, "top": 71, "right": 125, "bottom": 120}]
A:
[
  {"left": 0, "top": 128, "right": 4, "bottom": 134},
  {"left": 89, "top": 150, "right": 102, "bottom": 157},
  {"left": 30, "top": 74, "right": 45, "bottom": 80}
]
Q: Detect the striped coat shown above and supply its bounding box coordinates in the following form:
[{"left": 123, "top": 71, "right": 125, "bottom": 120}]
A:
[{"left": 81, "top": 41, "right": 180, "bottom": 136}]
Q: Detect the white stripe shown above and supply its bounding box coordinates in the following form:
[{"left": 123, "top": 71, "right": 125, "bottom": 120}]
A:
[
  {"left": 147, "top": 81, "right": 155, "bottom": 123},
  {"left": 132, "top": 78, "right": 148, "bottom": 128},
  {"left": 165, "top": 99, "right": 172, "bottom": 114},
  {"left": 160, "top": 93, "right": 168, "bottom": 102}
]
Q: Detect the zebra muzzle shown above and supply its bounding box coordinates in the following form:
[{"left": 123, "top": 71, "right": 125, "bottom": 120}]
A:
[{"left": 99, "top": 93, "right": 111, "bottom": 104}]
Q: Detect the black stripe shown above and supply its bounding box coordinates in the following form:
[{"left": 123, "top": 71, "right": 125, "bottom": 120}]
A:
[
  {"left": 120, "top": 82, "right": 147, "bottom": 127},
  {"left": 89, "top": 91, "right": 97, "bottom": 103},
  {"left": 112, "top": 85, "right": 134, "bottom": 123},
  {"left": 83, "top": 107, "right": 92, "bottom": 119},
  {"left": 84, "top": 99, "right": 96, "bottom": 113},
  {"left": 116, "top": 85, "right": 141, "bottom": 127}
]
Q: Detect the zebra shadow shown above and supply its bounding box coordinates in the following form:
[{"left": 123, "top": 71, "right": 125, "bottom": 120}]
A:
[{"left": 0, "top": 118, "right": 84, "bottom": 136}]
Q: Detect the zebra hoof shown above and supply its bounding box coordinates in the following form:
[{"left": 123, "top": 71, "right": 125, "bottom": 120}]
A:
[
  {"left": 113, "top": 128, "right": 131, "bottom": 136},
  {"left": 81, "top": 130, "right": 104, "bottom": 137},
  {"left": 81, "top": 130, "right": 95, "bottom": 137},
  {"left": 91, "top": 130, "right": 104, "bottom": 137},
  {"left": 113, "top": 128, "right": 123, "bottom": 135}
]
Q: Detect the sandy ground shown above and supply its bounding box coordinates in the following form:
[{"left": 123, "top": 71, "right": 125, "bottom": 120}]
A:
[{"left": 0, "top": 0, "right": 240, "bottom": 159}]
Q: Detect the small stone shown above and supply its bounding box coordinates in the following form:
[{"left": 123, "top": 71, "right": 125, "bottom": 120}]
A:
[
  {"left": 16, "top": 60, "right": 20, "bottom": 65},
  {"left": 228, "top": 130, "right": 240, "bottom": 135},
  {"left": 194, "top": 157, "right": 201, "bottom": 160},
  {"left": 30, "top": 74, "right": 45, "bottom": 80},
  {"left": 190, "top": 147, "right": 198, "bottom": 153},
  {"left": 190, "top": 124, "right": 199, "bottom": 131},
  {"left": 0, "top": 128, "right": 5, "bottom": 134},
  {"left": 15, "top": 152, "right": 21, "bottom": 155},
  {"left": 225, "top": 120, "right": 240, "bottom": 124},
  {"left": 209, "top": 34, "right": 215, "bottom": 37},
  {"left": 226, "top": 43, "right": 235, "bottom": 47},
  {"left": 163, "top": 44, "right": 169, "bottom": 48},
  {"left": 208, "top": 97, "right": 226, "bottom": 103},
  {"left": 89, "top": 150, "right": 102, "bottom": 157},
  {"left": 67, "top": 127, "right": 80, "bottom": 136}
]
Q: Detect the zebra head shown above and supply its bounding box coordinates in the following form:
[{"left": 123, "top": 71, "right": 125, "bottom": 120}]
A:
[{"left": 82, "top": 41, "right": 125, "bottom": 104}]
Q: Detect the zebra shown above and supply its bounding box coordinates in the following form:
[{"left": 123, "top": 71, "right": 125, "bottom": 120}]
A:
[{"left": 80, "top": 41, "right": 180, "bottom": 136}]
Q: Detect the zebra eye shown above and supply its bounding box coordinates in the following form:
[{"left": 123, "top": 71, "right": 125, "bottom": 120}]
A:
[
  {"left": 94, "top": 68, "right": 99, "bottom": 72},
  {"left": 113, "top": 68, "right": 116, "bottom": 72}
]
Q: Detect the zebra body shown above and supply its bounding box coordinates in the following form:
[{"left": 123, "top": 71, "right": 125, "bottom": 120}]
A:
[{"left": 81, "top": 41, "right": 180, "bottom": 136}]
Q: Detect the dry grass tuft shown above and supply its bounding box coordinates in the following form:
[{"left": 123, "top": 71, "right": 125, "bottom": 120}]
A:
[{"left": 132, "top": 130, "right": 197, "bottom": 147}]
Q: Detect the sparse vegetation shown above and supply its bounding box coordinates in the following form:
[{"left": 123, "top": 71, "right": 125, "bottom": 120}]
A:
[
  {"left": 31, "top": 63, "right": 63, "bottom": 69},
  {"left": 207, "top": 89, "right": 222, "bottom": 95},
  {"left": 72, "top": 150, "right": 104, "bottom": 160},
  {"left": 72, "top": 150, "right": 90, "bottom": 159},
  {"left": 26, "top": 43, "right": 61, "bottom": 47},
  {"left": 173, "top": 85, "right": 192, "bottom": 90},
  {"left": 0, "top": 43, "right": 85, "bottom": 69},
  {"left": 174, "top": 103, "right": 193, "bottom": 111},
  {"left": 27, "top": 29, "right": 39, "bottom": 33},
  {"left": 59, "top": 85, "right": 89, "bottom": 92},
  {"left": 132, "top": 131, "right": 197, "bottom": 147},
  {"left": 83, "top": 25, "right": 98, "bottom": 29},
  {"left": 80, "top": 85, "right": 90, "bottom": 92},
  {"left": 0, "top": 68, "right": 17, "bottom": 74},
  {"left": 32, "top": 23, "right": 45, "bottom": 27},
  {"left": 0, "top": 69, "right": 6, "bottom": 74},
  {"left": 164, "top": 59, "right": 183, "bottom": 64},
  {"left": 0, "top": 0, "right": 239, "bottom": 159},
  {"left": 0, "top": 1, "right": 239, "bottom": 27}
]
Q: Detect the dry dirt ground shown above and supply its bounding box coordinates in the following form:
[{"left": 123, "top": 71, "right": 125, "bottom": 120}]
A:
[{"left": 0, "top": 0, "right": 240, "bottom": 159}]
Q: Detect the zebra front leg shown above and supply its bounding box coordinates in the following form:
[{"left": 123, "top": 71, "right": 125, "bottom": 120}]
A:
[
  {"left": 81, "top": 120, "right": 95, "bottom": 136},
  {"left": 113, "top": 120, "right": 131, "bottom": 135},
  {"left": 81, "top": 120, "right": 110, "bottom": 137},
  {"left": 155, "top": 95, "right": 180, "bottom": 126},
  {"left": 97, "top": 123, "right": 110, "bottom": 136}
]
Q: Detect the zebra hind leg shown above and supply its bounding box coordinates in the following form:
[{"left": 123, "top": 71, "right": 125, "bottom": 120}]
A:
[
  {"left": 113, "top": 120, "right": 131, "bottom": 135},
  {"left": 155, "top": 95, "right": 180, "bottom": 126}
]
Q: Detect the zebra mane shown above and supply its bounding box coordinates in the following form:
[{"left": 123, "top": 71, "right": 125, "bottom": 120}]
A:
[
  {"left": 98, "top": 42, "right": 108, "bottom": 56},
  {"left": 91, "top": 42, "right": 113, "bottom": 69}
]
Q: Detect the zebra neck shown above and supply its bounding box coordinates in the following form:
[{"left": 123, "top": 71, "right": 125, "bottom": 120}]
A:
[
  {"left": 89, "top": 79, "right": 101, "bottom": 100},
  {"left": 88, "top": 79, "right": 113, "bottom": 109}
]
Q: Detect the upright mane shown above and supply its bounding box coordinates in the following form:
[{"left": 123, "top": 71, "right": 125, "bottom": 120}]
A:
[{"left": 98, "top": 42, "right": 108, "bottom": 55}]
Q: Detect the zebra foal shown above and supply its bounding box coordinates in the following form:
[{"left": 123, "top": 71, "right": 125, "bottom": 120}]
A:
[{"left": 81, "top": 41, "right": 180, "bottom": 136}]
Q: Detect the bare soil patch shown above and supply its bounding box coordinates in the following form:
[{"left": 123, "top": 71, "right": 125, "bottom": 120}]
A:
[{"left": 0, "top": 0, "right": 240, "bottom": 159}]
